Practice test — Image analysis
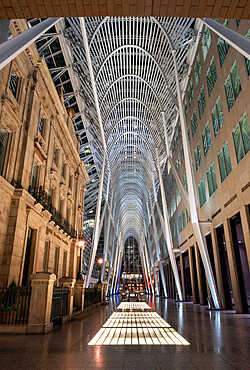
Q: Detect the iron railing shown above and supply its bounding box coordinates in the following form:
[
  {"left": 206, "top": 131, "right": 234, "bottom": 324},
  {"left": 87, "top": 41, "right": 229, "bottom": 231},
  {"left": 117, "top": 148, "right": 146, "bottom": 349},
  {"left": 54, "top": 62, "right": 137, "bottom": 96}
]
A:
[
  {"left": 29, "top": 186, "right": 77, "bottom": 238},
  {"left": 0, "top": 286, "right": 32, "bottom": 325},
  {"left": 51, "top": 287, "right": 69, "bottom": 323}
]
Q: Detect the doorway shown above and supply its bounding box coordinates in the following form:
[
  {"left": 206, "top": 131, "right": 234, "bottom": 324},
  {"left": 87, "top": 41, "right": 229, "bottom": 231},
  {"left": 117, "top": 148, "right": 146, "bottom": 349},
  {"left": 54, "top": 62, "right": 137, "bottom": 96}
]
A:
[
  {"left": 230, "top": 213, "right": 250, "bottom": 312},
  {"left": 22, "top": 228, "right": 36, "bottom": 286}
]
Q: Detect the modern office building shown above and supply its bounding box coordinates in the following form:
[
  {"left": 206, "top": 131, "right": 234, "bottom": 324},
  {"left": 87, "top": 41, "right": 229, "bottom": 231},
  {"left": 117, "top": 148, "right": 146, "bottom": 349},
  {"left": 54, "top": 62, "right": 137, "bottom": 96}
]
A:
[{"left": 0, "top": 3, "right": 249, "bottom": 369}]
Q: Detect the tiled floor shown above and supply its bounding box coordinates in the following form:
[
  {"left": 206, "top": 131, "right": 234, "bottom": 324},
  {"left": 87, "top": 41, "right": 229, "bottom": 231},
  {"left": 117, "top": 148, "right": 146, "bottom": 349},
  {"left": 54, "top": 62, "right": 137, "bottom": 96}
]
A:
[{"left": 0, "top": 297, "right": 249, "bottom": 369}]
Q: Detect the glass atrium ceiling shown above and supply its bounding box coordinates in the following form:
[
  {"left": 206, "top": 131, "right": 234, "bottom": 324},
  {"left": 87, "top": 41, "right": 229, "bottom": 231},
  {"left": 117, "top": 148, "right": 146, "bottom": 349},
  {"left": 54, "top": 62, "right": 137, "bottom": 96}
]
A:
[{"left": 32, "top": 17, "right": 197, "bottom": 244}]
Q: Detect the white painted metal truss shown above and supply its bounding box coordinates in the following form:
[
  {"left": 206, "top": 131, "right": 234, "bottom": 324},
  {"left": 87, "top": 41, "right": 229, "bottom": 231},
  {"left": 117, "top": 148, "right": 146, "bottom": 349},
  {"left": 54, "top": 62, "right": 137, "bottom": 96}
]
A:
[{"left": 67, "top": 16, "right": 195, "bottom": 242}]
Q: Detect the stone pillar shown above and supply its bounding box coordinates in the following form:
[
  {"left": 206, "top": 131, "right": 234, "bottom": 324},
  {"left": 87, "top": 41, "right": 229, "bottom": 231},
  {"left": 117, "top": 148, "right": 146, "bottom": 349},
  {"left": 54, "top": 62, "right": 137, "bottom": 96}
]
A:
[
  {"left": 180, "top": 253, "right": 186, "bottom": 301},
  {"left": 27, "top": 272, "right": 56, "bottom": 334},
  {"left": 68, "top": 239, "right": 78, "bottom": 279},
  {"left": 74, "top": 279, "right": 86, "bottom": 311},
  {"left": 59, "top": 277, "right": 76, "bottom": 317},
  {"left": 210, "top": 226, "right": 226, "bottom": 309},
  {"left": 188, "top": 246, "right": 198, "bottom": 304},
  {"left": 194, "top": 243, "right": 205, "bottom": 305},
  {"left": 240, "top": 205, "right": 250, "bottom": 266},
  {"left": 223, "top": 219, "right": 244, "bottom": 313}
]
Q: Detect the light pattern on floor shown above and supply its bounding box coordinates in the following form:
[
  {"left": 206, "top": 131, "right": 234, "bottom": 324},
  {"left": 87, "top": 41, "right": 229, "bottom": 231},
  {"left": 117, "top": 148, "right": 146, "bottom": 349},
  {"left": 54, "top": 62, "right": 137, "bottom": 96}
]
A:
[
  {"left": 88, "top": 312, "right": 190, "bottom": 345},
  {"left": 117, "top": 302, "right": 151, "bottom": 310}
]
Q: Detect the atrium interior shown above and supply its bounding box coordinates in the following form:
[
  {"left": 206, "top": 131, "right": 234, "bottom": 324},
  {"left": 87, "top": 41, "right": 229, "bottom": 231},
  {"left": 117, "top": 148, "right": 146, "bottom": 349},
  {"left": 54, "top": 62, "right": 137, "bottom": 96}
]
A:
[{"left": 0, "top": 3, "right": 249, "bottom": 369}]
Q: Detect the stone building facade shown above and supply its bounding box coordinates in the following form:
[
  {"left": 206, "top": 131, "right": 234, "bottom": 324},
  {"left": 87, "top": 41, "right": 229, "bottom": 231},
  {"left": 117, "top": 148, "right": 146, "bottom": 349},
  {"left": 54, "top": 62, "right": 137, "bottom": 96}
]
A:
[
  {"left": 0, "top": 20, "right": 89, "bottom": 287},
  {"left": 163, "top": 19, "right": 250, "bottom": 313}
]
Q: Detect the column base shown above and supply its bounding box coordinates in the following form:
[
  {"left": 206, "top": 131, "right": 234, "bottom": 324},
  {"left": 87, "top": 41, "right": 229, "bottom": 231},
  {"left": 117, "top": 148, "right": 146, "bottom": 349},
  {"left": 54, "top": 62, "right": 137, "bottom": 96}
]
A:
[{"left": 26, "top": 322, "right": 53, "bottom": 334}]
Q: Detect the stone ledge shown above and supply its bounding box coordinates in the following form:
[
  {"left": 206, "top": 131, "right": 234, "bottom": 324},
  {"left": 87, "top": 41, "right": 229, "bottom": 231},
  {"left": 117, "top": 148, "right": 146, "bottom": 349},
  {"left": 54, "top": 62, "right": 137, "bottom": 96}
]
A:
[{"left": 0, "top": 325, "right": 27, "bottom": 334}]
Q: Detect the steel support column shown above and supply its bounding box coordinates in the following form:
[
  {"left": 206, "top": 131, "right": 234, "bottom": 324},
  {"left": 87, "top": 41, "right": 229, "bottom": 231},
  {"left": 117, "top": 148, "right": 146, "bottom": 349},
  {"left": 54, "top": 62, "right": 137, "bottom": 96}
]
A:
[
  {"left": 149, "top": 196, "right": 168, "bottom": 297},
  {"left": 155, "top": 153, "right": 183, "bottom": 301},
  {"left": 142, "top": 233, "right": 154, "bottom": 295},
  {"left": 101, "top": 191, "right": 114, "bottom": 282},
  {"left": 105, "top": 232, "right": 116, "bottom": 296},
  {"left": 111, "top": 232, "right": 121, "bottom": 294},
  {"left": 86, "top": 153, "right": 106, "bottom": 288},
  {"left": 143, "top": 220, "right": 160, "bottom": 296}
]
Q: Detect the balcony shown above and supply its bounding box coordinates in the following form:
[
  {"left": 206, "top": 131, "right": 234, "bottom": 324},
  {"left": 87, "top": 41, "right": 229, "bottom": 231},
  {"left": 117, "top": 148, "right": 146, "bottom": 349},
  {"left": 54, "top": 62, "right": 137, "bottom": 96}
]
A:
[{"left": 29, "top": 186, "right": 77, "bottom": 239}]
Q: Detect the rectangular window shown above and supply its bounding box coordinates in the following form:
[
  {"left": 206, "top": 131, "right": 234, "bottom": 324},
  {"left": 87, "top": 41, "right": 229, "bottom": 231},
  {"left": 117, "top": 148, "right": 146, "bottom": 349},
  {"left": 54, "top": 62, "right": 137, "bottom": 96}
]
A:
[
  {"left": 0, "top": 126, "right": 9, "bottom": 176},
  {"left": 38, "top": 117, "right": 44, "bottom": 136},
  {"left": 233, "top": 112, "right": 250, "bottom": 163},
  {"left": 194, "top": 54, "right": 201, "bottom": 85},
  {"left": 212, "top": 96, "right": 224, "bottom": 136},
  {"left": 30, "top": 162, "right": 38, "bottom": 195},
  {"left": 175, "top": 154, "right": 181, "bottom": 173},
  {"left": 198, "top": 86, "right": 206, "bottom": 119},
  {"left": 202, "top": 122, "right": 212, "bottom": 155},
  {"left": 235, "top": 19, "right": 241, "bottom": 28},
  {"left": 194, "top": 142, "right": 202, "bottom": 170},
  {"left": 43, "top": 241, "right": 49, "bottom": 272},
  {"left": 244, "top": 30, "right": 250, "bottom": 77},
  {"left": 170, "top": 196, "right": 176, "bottom": 218},
  {"left": 183, "top": 171, "right": 188, "bottom": 192},
  {"left": 172, "top": 129, "right": 179, "bottom": 157},
  {"left": 186, "top": 209, "right": 190, "bottom": 223},
  {"left": 187, "top": 127, "right": 191, "bottom": 145},
  {"left": 188, "top": 79, "right": 194, "bottom": 107},
  {"left": 191, "top": 109, "right": 198, "bottom": 137},
  {"left": 172, "top": 220, "right": 178, "bottom": 240},
  {"left": 224, "top": 62, "right": 241, "bottom": 112},
  {"left": 180, "top": 144, "right": 184, "bottom": 163},
  {"left": 217, "top": 22, "right": 230, "bottom": 67},
  {"left": 62, "top": 251, "right": 67, "bottom": 276},
  {"left": 198, "top": 178, "right": 206, "bottom": 207},
  {"left": 206, "top": 57, "right": 217, "bottom": 96},
  {"left": 218, "top": 142, "right": 232, "bottom": 182},
  {"left": 202, "top": 27, "right": 211, "bottom": 61},
  {"left": 176, "top": 187, "right": 182, "bottom": 207},
  {"left": 184, "top": 100, "right": 188, "bottom": 119},
  {"left": 206, "top": 162, "right": 217, "bottom": 196},
  {"left": 54, "top": 247, "right": 59, "bottom": 276},
  {"left": 178, "top": 209, "right": 186, "bottom": 233},
  {"left": 9, "top": 70, "right": 19, "bottom": 98}
]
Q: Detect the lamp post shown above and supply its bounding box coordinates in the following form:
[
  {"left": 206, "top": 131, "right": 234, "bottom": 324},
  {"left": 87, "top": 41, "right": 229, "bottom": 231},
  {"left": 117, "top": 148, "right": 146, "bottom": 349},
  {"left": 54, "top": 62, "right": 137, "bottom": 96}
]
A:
[
  {"left": 97, "top": 257, "right": 104, "bottom": 283},
  {"left": 77, "top": 236, "right": 85, "bottom": 280}
]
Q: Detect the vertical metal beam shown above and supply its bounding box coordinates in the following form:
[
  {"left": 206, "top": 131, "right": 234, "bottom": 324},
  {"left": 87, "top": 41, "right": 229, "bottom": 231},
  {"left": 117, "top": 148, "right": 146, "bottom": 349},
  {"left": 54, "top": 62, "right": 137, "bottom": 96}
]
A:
[
  {"left": 105, "top": 231, "right": 116, "bottom": 296},
  {"left": 142, "top": 233, "right": 154, "bottom": 295},
  {"left": 149, "top": 195, "right": 168, "bottom": 297},
  {"left": 101, "top": 190, "right": 114, "bottom": 282},
  {"left": 0, "top": 18, "right": 61, "bottom": 70},
  {"left": 86, "top": 153, "right": 106, "bottom": 288},
  {"left": 143, "top": 220, "right": 160, "bottom": 296},
  {"left": 155, "top": 153, "right": 183, "bottom": 301},
  {"left": 111, "top": 231, "right": 121, "bottom": 294},
  {"left": 139, "top": 240, "right": 150, "bottom": 294},
  {"left": 172, "top": 48, "right": 220, "bottom": 308},
  {"left": 200, "top": 18, "right": 250, "bottom": 59}
]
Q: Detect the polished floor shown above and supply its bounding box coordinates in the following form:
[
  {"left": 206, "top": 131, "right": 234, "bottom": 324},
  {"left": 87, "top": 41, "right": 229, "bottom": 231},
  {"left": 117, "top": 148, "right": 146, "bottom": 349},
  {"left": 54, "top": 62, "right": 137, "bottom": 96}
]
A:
[{"left": 0, "top": 297, "right": 250, "bottom": 369}]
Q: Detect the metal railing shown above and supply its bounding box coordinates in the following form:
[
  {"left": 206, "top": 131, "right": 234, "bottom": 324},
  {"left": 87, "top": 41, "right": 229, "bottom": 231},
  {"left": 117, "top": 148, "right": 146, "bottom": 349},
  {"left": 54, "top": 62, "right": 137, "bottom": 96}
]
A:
[
  {"left": 51, "top": 287, "right": 69, "bottom": 323},
  {"left": 29, "top": 186, "right": 77, "bottom": 238},
  {"left": 0, "top": 286, "right": 32, "bottom": 325}
]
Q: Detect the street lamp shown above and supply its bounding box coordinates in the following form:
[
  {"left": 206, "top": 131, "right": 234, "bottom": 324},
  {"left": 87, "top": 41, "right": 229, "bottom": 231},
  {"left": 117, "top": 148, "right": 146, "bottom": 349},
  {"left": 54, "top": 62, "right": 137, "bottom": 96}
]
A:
[
  {"left": 77, "top": 235, "right": 85, "bottom": 280},
  {"left": 97, "top": 257, "right": 104, "bottom": 283}
]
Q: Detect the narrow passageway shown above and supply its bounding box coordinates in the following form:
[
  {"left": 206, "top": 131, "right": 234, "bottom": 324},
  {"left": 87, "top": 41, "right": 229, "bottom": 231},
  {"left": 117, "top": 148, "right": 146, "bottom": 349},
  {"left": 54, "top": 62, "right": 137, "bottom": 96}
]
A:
[{"left": 0, "top": 297, "right": 249, "bottom": 369}]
